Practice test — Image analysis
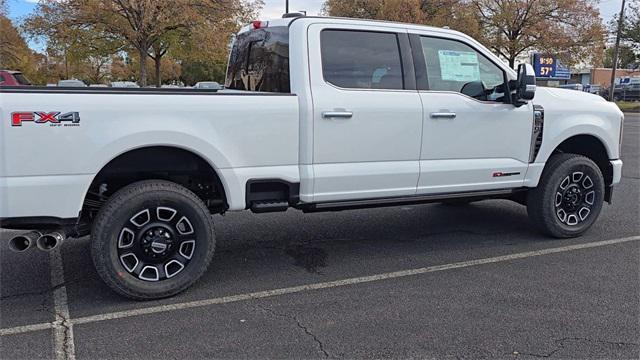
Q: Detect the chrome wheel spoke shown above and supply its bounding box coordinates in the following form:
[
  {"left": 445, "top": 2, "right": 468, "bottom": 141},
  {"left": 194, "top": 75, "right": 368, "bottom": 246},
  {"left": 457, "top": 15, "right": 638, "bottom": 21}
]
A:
[
  {"left": 556, "top": 209, "right": 567, "bottom": 223},
  {"left": 566, "top": 214, "right": 579, "bottom": 226},
  {"left": 119, "top": 253, "right": 139, "bottom": 273},
  {"left": 139, "top": 265, "right": 160, "bottom": 282},
  {"left": 584, "top": 191, "right": 595, "bottom": 205},
  {"left": 555, "top": 192, "right": 563, "bottom": 207},
  {"left": 176, "top": 216, "right": 194, "bottom": 235},
  {"left": 578, "top": 207, "right": 591, "bottom": 221},
  {"left": 156, "top": 207, "right": 177, "bottom": 222},
  {"left": 130, "top": 209, "right": 151, "bottom": 227},
  {"left": 164, "top": 259, "right": 185, "bottom": 278},
  {"left": 572, "top": 171, "right": 583, "bottom": 183},
  {"left": 178, "top": 240, "right": 196, "bottom": 260},
  {"left": 118, "top": 227, "right": 135, "bottom": 249}
]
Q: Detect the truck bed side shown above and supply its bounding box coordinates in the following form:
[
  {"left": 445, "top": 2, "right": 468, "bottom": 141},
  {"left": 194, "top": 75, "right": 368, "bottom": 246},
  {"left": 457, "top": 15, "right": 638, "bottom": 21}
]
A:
[{"left": 0, "top": 88, "right": 300, "bottom": 219}]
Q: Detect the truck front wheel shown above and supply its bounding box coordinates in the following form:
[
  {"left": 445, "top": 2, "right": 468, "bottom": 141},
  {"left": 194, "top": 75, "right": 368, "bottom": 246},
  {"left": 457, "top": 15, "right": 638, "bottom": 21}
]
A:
[
  {"left": 527, "top": 154, "right": 605, "bottom": 238},
  {"left": 91, "top": 180, "right": 215, "bottom": 300}
]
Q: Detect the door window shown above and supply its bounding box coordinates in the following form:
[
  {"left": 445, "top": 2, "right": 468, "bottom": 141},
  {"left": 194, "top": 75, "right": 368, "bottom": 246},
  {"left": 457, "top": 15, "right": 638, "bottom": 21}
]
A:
[
  {"left": 419, "top": 37, "right": 506, "bottom": 101},
  {"left": 321, "top": 30, "right": 404, "bottom": 90}
]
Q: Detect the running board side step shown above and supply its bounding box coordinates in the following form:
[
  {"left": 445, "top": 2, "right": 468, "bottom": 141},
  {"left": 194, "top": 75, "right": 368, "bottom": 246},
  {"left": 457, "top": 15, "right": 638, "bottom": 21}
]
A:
[
  {"left": 301, "top": 188, "right": 523, "bottom": 213},
  {"left": 251, "top": 200, "right": 289, "bottom": 213}
]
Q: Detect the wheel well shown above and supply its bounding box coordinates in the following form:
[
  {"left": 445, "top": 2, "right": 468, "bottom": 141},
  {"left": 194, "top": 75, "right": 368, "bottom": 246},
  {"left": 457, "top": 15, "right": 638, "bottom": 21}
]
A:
[
  {"left": 552, "top": 135, "right": 613, "bottom": 186},
  {"left": 81, "top": 146, "right": 227, "bottom": 232}
]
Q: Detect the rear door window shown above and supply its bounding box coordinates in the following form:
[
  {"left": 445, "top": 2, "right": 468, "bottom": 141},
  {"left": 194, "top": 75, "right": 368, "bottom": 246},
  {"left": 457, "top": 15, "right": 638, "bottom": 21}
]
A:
[
  {"left": 225, "top": 26, "right": 290, "bottom": 93},
  {"left": 321, "top": 30, "right": 404, "bottom": 90}
]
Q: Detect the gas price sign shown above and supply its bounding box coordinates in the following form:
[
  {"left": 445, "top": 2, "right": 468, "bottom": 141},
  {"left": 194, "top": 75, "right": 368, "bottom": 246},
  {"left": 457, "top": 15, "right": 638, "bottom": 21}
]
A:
[{"left": 532, "top": 53, "right": 570, "bottom": 79}]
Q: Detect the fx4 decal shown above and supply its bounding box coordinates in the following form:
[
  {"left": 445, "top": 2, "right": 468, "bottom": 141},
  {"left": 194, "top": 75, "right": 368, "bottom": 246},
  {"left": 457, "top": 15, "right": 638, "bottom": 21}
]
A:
[{"left": 11, "top": 112, "right": 81, "bottom": 127}]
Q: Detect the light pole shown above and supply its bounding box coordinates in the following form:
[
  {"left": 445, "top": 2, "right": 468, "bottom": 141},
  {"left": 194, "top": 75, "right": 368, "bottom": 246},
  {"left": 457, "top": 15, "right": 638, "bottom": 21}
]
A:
[
  {"left": 609, "top": 0, "right": 626, "bottom": 102},
  {"left": 286, "top": 0, "right": 289, "bottom": 13}
]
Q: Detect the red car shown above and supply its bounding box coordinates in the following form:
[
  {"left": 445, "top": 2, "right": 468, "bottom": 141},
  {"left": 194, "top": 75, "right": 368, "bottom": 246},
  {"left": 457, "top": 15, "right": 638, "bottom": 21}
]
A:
[{"left": 0, "top": 70, "right": 32, "bottom": 86}]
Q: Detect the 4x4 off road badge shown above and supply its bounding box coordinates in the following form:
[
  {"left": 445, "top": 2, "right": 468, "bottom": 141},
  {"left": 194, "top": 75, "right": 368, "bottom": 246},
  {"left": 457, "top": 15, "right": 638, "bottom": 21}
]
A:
[{"left": 11, "top": 112, "right": 81, "bottom": 127}]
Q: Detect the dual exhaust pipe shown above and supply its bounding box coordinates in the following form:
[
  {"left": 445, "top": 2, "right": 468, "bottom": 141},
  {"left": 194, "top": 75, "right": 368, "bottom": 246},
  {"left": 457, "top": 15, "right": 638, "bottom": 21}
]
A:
[{"left": 8, "top": 231, "right": 66, "bottom": 253}]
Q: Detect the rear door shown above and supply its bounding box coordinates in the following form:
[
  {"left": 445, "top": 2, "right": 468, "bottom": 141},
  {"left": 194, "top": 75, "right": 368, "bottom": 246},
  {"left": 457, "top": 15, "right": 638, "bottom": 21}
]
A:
[{"left": 308, "top": 24, "right": 423, "bottom": 202}]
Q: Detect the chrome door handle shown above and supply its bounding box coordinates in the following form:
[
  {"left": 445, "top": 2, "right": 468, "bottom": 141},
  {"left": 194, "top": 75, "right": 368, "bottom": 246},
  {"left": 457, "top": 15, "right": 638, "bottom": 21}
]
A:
[
  {"left": 322, "top": 111, "right": 353, "bottom": 119},
  {"left": 430, "top": 112, "right": 456, "bottom": 119}
]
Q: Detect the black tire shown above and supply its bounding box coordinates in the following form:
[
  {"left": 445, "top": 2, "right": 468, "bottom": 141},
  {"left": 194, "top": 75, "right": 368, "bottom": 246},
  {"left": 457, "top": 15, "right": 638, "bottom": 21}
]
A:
[
  {"left": 91, "top": 180, "right": 215, "bottom": 300},
  {"left": 527, "top": 154, "right": 605, "bottom": 238}
]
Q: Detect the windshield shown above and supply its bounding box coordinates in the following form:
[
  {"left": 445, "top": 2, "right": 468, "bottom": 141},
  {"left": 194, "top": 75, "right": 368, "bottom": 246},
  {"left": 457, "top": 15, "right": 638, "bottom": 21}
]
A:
[
  {"left": 13, "top": 73, "right": 31, "bottom": 85},
  {"left": 225, "top": 26, "right": 290, "bottom": 93}
]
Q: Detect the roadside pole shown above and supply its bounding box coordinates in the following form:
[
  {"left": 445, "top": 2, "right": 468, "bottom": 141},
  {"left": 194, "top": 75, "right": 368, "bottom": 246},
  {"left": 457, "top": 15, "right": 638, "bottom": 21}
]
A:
[{"left": 609, "top": 0, "right": 626, "bottom": 102}]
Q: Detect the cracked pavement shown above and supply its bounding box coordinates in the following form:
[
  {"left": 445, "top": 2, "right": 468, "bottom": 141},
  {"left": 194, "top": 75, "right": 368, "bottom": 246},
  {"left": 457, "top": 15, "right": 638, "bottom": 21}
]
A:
[{"left": 1, "top": 113, "right": 639, "bottom": 359}]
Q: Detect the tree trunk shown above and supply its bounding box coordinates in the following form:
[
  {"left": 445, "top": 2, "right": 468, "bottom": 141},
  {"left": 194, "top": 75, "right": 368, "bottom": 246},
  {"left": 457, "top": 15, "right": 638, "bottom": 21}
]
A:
[
  {"left": 508, "top": 56, "right": 516, "bottom": 69},
  {"left": 155, "top": 56, "right": 162, "bottom": 88},
  {"left": 64, "top": 49, "right": 69, "bottom": 79},
  {"left": 138, "top": 47, "right": 147, "bottom": 87}
]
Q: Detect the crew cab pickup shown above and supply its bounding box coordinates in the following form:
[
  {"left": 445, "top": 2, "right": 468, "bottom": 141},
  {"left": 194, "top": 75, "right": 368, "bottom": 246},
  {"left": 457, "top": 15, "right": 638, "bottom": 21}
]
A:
[{"left": 0, "top": 16, "right": 624, "bottom": 299}]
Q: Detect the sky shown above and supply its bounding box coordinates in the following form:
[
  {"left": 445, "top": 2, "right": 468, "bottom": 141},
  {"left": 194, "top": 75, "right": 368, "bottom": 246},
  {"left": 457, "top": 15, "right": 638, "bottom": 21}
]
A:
[{"left": 5, "top": 0, "right": 625, "bottom": 50}]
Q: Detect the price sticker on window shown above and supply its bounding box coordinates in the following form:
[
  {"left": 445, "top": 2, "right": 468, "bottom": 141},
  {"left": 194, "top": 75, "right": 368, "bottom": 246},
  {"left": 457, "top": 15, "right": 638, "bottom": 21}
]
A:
[{"left": 438, "top": 50, "right": 480, "bottom": 82}]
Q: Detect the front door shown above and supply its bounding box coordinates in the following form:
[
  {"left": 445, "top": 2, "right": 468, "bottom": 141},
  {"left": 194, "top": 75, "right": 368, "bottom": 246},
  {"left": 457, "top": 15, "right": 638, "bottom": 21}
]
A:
[
  {"left": 412, "top": 34, "right": 534, "bottom": 194},
  {"left": 308, "top": 25, "right": 423, "bottom": 202}
]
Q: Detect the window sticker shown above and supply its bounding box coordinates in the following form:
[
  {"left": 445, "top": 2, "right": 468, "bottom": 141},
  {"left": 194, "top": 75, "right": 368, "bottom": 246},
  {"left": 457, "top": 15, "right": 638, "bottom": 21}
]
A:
[{"left": 438, "top": 50, "right": 480, "bottom": 82}]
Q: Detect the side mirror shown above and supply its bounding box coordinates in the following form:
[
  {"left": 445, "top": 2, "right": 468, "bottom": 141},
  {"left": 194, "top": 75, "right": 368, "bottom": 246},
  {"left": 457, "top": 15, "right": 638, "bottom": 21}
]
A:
[{"left": 515, "top": 63, "right": 536, "bottom": 102}]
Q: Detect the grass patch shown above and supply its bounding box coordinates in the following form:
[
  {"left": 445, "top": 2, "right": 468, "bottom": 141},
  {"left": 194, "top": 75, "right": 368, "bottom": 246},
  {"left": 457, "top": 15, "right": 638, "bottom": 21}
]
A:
[{"left": 616, "top": 101, "right": 640, "bottom": 112}]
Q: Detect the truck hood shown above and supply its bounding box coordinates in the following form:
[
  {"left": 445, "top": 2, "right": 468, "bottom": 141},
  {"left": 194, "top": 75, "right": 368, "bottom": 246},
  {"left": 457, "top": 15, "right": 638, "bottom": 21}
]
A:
[
  {"left": 533, "top": 86, "right": 623, "bottom": 117},
  {"left": 536, "top": 86, "right": 606, "bottom": 103}
]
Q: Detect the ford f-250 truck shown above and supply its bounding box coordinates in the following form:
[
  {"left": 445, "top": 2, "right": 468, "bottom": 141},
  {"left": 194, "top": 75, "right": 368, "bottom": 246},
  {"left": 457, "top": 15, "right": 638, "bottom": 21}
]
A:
[{"left": 0, "top": 16, "right": 624, "bottom": 300}]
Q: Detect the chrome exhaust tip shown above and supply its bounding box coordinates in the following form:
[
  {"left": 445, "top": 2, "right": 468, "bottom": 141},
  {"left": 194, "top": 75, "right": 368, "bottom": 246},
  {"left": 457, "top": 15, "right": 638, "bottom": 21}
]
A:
[
  {"left": 36, "top": 232, "right": 65, "bottom": 252},
  {"left": 8, "top": 231, "right": 42, "bottom": 252}
]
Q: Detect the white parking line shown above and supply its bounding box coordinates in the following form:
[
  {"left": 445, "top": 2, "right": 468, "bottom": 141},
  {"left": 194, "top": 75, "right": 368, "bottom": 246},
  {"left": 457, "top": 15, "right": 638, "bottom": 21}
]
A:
[
  {"left": 1, "top": 235, "right": 638, "bottom": 338},
  {"left": 50, "top": 248, "right": 76, "bottom": 360}
]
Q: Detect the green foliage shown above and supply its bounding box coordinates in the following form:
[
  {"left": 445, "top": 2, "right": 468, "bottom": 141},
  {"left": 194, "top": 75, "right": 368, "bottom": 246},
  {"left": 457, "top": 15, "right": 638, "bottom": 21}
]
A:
[
  {"left": 621, "top": 0, "right": 640, "bottom": 49},
  {"left": 603, "top": 45, "right": 638, "bottom": 69},
  {"left": 180, "top": 60, "right": 228, "bottom": 86},
  {"left": 0, "top": 14, "right": 48, "bottom": 84},
  {"left": 21, "top": 0, "right": 262, "bottom": 86}
]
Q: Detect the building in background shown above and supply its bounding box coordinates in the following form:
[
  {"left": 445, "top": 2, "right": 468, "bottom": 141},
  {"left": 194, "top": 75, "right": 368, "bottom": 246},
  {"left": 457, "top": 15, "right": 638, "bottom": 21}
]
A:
[{"left": 572, "top": 68, "right": 640, "bottom": 89}]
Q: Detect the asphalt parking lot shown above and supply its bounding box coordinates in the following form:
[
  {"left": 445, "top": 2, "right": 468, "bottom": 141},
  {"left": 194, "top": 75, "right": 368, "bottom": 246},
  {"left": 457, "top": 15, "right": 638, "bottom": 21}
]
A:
[{"left": 1, "top": 113, "right": 639, "bottom": 360}]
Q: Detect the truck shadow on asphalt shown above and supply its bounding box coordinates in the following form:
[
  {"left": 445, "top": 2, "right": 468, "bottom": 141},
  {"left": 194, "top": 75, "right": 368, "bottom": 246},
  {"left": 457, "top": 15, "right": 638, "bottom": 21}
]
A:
[
  {"left": 3, "top": 199, "right": 557, "bottom": 313},
  {"left": 64, "top": 201, "right": 550, "bottom": 306}
]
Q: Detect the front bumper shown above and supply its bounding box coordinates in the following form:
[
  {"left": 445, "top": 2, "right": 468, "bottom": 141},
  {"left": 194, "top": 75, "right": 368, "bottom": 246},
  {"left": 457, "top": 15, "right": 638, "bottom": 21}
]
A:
[
  {"left": 610, "top": 159, "right": 623, "bottom": 185},
  {"left": 605, "top": 159, "right": 623, "bottom": 203}
]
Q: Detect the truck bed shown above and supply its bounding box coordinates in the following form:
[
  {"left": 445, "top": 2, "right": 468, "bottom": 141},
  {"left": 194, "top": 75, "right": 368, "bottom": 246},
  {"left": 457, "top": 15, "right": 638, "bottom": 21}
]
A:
[{"left": 0, "top": 86, "right": 300, "bottom": 218}]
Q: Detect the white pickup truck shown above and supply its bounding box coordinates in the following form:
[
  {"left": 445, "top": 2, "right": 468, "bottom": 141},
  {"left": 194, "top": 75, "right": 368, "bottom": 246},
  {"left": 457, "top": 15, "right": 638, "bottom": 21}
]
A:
[{"left": 0, "top": 16, "right": 624, "bottom": 299}]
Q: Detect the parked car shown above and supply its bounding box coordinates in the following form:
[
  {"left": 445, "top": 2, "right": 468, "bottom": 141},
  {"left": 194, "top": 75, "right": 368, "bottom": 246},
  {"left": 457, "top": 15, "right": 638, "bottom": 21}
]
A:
[
  {"left": 1, "top": 16, "right": 624, "bottom": 300},
  {"left": 582, "top": 84, "right": 601, "bottom": 95},
  {"left": 613, "top": 84, "right": 640, "bottom": 102},
  {"left": 193, "top": 81, "right": 223, "bottom": 90},
  {"left": 558, "top": 83, "right": 583, "bottom": 91},
  {"left": 110, "top": 81, "right": 140, "bottom": 88},
  {"left": 57, "top": 79, "right": 87, "bottom": 87},
  {"left": 603, "top": 84, "right": 640, "bottom": 101},
  {"left": 0, "top": 70, "right": 32, "bottom": 86}
]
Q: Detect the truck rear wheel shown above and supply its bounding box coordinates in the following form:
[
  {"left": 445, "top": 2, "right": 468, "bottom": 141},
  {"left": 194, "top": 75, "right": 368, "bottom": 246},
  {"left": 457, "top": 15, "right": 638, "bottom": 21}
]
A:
[
  {"left": 91, "top": 180, "right": 215, "bottom": 300},
  {"left": 527, "top": 154, "right": 604, "bottom": 238}
]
